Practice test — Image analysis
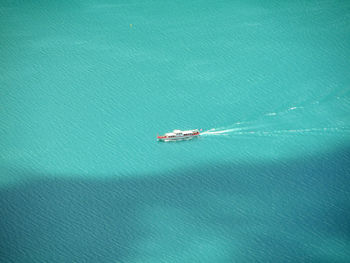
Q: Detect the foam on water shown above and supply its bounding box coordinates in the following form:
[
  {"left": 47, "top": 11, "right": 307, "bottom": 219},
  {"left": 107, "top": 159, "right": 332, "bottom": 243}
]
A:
[
  {"left": 202, "top": 126, "right": 350, "bottom": 138},
  {"left": 202, "top": 101, "right": 350, "bottom": 138}
]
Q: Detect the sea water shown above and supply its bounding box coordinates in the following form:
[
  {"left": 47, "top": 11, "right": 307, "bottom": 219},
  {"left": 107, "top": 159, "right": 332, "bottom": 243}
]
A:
[{"left": 1, "top": 0, "right": 350, "bottom": 262}]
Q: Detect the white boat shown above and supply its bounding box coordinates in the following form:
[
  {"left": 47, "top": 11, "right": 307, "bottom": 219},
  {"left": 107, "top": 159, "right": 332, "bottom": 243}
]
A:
[{"left": 157, "top": 129, "right": 201, "bottom": 141}]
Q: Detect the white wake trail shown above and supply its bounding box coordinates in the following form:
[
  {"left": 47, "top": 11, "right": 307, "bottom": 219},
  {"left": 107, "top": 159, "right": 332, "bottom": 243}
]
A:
[
  {"left": 201, "top": 102, "right": 349, "bottom": 138},
  {"left": 201, "top": 125, "right": 259, "bottom": 136},
  {"left": 201, "top": 123, "right": 269, "bottom": 136},
  {"left": 202, "top": 127, "right": 350, "bottom": 137},
  {"left": 201, "top": 128, "right": 242, "bottom": 135}
]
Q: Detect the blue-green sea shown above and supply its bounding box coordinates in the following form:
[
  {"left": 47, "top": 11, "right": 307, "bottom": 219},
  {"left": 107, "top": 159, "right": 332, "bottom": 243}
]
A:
[{"left": 1, "top": 0, "right": 350, "bottom": 262}]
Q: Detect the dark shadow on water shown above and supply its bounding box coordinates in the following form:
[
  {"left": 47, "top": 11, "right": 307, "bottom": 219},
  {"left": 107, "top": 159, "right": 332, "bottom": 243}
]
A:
[{"left": 1, "top": 147, "right": 350, "bottom": 262}]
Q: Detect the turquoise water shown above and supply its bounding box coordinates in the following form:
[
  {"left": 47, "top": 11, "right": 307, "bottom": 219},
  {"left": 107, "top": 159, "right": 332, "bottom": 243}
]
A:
[{"left": 1, "top": 0, "right": 350, "bottom": 262}]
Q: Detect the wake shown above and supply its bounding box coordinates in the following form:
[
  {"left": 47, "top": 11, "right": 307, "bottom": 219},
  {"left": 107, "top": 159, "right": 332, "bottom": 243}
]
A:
[
  {"left": 202, "top": 127, "right": 350, "bottom": 137},
  {"left": 200, "top": 103, "right": 350, "bottom": 138}
]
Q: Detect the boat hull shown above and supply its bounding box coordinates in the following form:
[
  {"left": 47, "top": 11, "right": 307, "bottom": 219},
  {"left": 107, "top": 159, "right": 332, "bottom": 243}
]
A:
[{"left": 157, "top": 134, "right": 200, "bottom": 142}]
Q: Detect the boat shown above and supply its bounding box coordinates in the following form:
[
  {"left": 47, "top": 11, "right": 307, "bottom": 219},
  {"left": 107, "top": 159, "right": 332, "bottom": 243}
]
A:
[{"left": 157, "top": 129, "right": 201, "bottom": 141}]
